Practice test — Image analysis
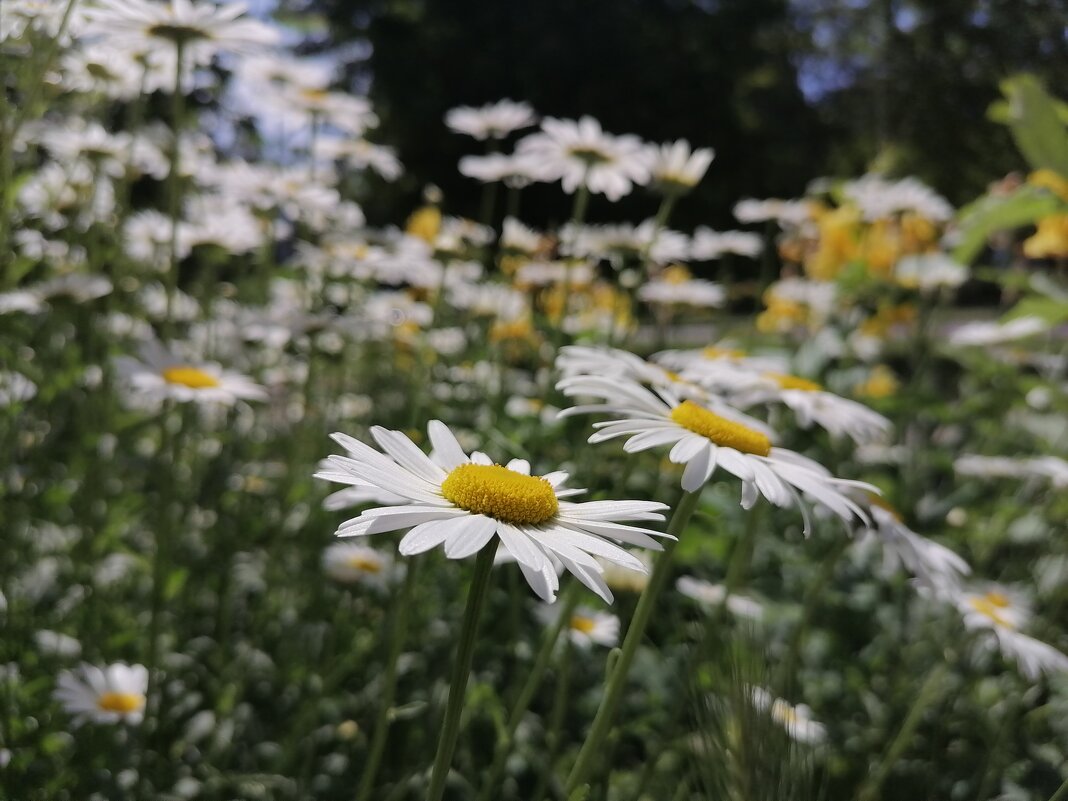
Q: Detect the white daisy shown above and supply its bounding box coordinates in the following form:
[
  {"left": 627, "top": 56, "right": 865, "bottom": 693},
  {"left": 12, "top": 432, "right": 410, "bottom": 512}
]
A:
[
  {"left": 730, "top": 372, "right": 892, "bottom": 446},
  {"left": 953, "top": 585, "right": 1068, "bottom": 680},
  {"left": 859, "top": 498, "right": 970, "bottom": 590},
  {"left": 515, "top": 116, "right": 652, "bottom": 201},
  {"left": 114, "top": 340, "right": 267, "bottom": 406},
  {"left": 458, "top": 153, "right": 540, "bottom": 188},
  {"left": 314, "top": 421, "right": 671, "bottom": 602},
  {"left": 676, "top": 576, "right": 764, "bottom": 620},
  {"left": 53, "top": 663, "right": 148, "bottom": 726},
  {"left": 749, "top": 687, "right": 827, "bottom": 744},
  {"left": 637, "top": 274, "right": 726, "bottom": 309},
  {"left": 893, "top": 254, "right": 968, "bottom": 291},
  {"left": 321, "top": 543, "right": 399, "bottom": 588},
  {"left": 646, "top": 139, "right": 714, "bottom": 193},
  {"left": 947, "top": 316, "right": 1050, "bottom": 347},
  {"left": 557, "top": 377, "right": 874, "bottom": 533},
  {"left": 538, "top": 605, "right": 620, "bottom": 648},
  {"left": 0, "top": 371, "right": 37, "bottom": 406},
  {"left": 689, "top": 228, "right": 764, "bottom": 260},
  {"left": 445, "top": 99, "right": 537, "bottom": 140},
  {"left": 84, "top": 0, "right": 280, "bottom": 66}
]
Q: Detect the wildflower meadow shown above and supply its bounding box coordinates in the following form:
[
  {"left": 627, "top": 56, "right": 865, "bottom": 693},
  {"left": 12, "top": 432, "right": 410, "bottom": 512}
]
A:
[{"left": 2, "top": 2, "right": 1068, "bottom": 800}]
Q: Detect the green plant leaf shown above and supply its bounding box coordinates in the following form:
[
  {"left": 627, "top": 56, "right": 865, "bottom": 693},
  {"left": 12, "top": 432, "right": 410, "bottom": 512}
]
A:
[
  {"left": 996, "top": 74, "right": 1068, "bottom": 175},
  {"left": 952, "top": 185, "right": 1064, "bottom": 264}
]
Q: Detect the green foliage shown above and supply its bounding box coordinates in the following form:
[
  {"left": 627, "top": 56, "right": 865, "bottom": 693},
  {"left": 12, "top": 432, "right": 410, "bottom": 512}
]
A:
[
  {"left": 952, "top": 185, "right": 1065, "bottom": 264},
  {"left": 992, "top": 75, "right": 1068, "bottom": 177}
]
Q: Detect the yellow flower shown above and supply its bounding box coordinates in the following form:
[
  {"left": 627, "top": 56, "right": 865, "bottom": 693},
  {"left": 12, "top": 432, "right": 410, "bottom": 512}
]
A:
[
  {"left": 1028, "top": 169, "right": 1068, "bottom": 202},
  {"left": 899, "top": 212, "right": 939, "bottom": 253},
  {"left": 859, "top": 303, "right": 916, "bottom": 339},
  {"left": 860, "top": 218, "right": 901, "bottom": 278},
  {"left": 804, "top": 206, "right": 859, "bottom": 280},
  {"left": 1023, "top": 215, "right": 1068, "bottom": 259},
  {"left": 854, "top": 365, "right": 900, "bottom": 399},
  {"left": 756, "top": 297, "right": 809, "bottom": 333},
  {"left": 405, "top": 205, "right": 442, "bottom": 244}
]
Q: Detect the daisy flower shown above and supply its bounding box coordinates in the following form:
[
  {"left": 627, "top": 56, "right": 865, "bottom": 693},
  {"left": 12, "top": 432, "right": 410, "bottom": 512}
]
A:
[
  {"left": 731, "top": 372, "right": 892, "bottom": 446},
  {"left": 315, "top": 421, "right": 671, "bottom": 602},
  {"left": 749, "top": 687, "right": 827, "bottom": 744},
  {"left": 84, "top": 0, "right": 280, "bottom": 66},
  {"left": 859, "top": 497, "right": 970, "bottom": 590},
  {"left": 445, "top": 99, "right": 537, "bottom": 140},
  {"left": 689, "top": 227, "right": 764, "bottom": 260},
  {"left": 953, "top": 585, "right": 1068, "bottom": 680},
  {"left": 538, "top": 605, "right": 620, "bottom": 648},
  {"left": 676, "top": 576, "right": 764, "bottom": 620},
  {"left": 557, "top": 377, "right": 873, "bottom": 533},
  {"left": 114, "top": 340, "right": 267, "bottom": 406},
  {"left": 947, "top": 316, "right": 1049, "bottom": 347},
  {"left": 321, "top": 543, "right": 399, "bottom": 589},
  {"left": 515, "top": 116, "right": 653, "bottom": 201},
  {"left": 893, "top": 253, "right": 968, "bottom": 291},
  {"left": 458, "top": 153, "right": 540, "bottom": 188},
  {"left": 53, "top": 663, "right": 148, "bottom": 726},
  {"left": 646, "top": 139, "right": 714, "bottom": 194},
  {"left": 636, "top": 270, "right": 726, "bottom": 309}
]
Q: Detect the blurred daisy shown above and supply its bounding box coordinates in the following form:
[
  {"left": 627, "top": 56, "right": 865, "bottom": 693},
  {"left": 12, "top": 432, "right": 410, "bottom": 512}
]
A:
[
  {"left": 749, "top": 687, "right": 827, "bottom": 743},
  {"left": 115, "top": 341, "right": 267, "bottom": 406},
  {"left": 859, "top": 497, "right": 970, "bottom": 590},
  {"left": 557, "top": 377, "right": 873, "bottom": 533},
  {"left": 35, "top": 630, "right": 82, "bottom": 658},
  {"left": 538, "top": 605, "right": 620, "bottom": 648},
  {"left": 445, "top": 99, "right": 537, "bottom": 140},
  {"left": 893, "top": 253, "right": 967, "bottom": 291},
  {"left": 596, "top": 552, "right": 652, "bottom": 593},
  {"left": 321, "top": 543, "right": 399, "bottom": 588},
  {"left": 85, "top": 0, "right": 280, "bottom": 65},
  {"left": 947, "top": 316, "right": 1049, "bottom": 347},
  {"left": 315, "top": 420, "right": 671, "bottom": 602},
  {"left": 516, "top": 116, "right": 652, "bottom": 201},
  {"left": 689, "top": 228, "right": 763, "bottom": 260},
  {"left": 676, "top": 576, "right": 764, "bottom": 620},
  {"left": 954, "top": 585, "right": 1068, "bottom": 680},
  {"left": 0, "top": 372, "right": 37, "bottom": 406},
  {"left": 54, "top": 663, "right": 148, "bottom": 726},
  {"left": 458, "top": 153, "right": 539, "bottom": 187},
  {"left": 637, "top": 267, "right": 726, "bottom": 309},
  {"left": 732, "top": 372, "right": 891, "bottom": 445},
  {"left": 647, "top": 139, "right": 714, "bottom": 194}
]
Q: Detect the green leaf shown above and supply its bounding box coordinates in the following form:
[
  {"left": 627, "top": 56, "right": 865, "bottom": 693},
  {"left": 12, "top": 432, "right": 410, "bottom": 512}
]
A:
[
  {"left": 1002, "top": 296, "right": 1068, "bottom": 325},
  {"left": 995, "top": 74, "right": 1068, "bottom": 175},
  {"left": 952, "top": 185, "right": 1064, "bottom": 264}
]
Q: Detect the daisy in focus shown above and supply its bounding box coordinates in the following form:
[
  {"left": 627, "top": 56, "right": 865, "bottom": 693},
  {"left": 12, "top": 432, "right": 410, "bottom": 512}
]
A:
[
  {"left": 114, "top": 340, "right": 267, "bottom": 406},
  {"left": 557, "top": 376, "right": 873, "bottom": 533},
  {"left": 54, "top": 663, "right": 148, "bottom": 726},
  {"left": 315, "top": 420, "right": 671, "bottom": 602},
  {"left": 953, "top": 584, "right": 1068, "bottom": 680}
]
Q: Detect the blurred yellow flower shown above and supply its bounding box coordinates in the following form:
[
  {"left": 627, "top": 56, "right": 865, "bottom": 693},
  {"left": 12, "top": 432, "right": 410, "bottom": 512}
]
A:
[
  {"left": 855, "top": 365, "right": 900, "bottom": 399},
  {"left": 406, "top": 205, "right": 442, "bottom": 244},
  {"left": 1023, "top": 214, "right": 1068, "bottom": 258}
]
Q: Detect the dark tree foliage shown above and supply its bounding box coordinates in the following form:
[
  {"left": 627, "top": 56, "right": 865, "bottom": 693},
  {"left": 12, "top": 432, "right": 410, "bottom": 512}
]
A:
[
  {"left": 315, "top": 0, "right": 1068, "bottom": 220},
  {"left": 319, "top": 0, "right": 826, "bottom": 228}
]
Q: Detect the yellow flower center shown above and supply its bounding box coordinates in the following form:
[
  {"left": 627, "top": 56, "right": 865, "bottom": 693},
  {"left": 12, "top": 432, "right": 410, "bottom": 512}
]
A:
[
  {"left": 300, "top": 88, "right": 330, "bottom": 103},
  {"left": 162, "top": 366, "right": 220, "bottom": 389},
  {"left": 969, "top": 593, "right": 1014, "bottom": 628},
  {"left": 701, "top": 345, "right": 746, "bottom": 360},
  {"left": 766, "top": 372, "right": 823, "bottom": 392},
  {"left": 670, "top": 400, "right": 771, "bottom": 457},
  {"left": 440, "top": 464, "right": 559, "bottom": 525},
  {"left": 347, "top": 556, "right": 382, "bottom": 574},
  {"left": 661, "top": 264, "right": 692, "bottom": 284},
  {"left": 570, "top": 615, "right": 596, "bottom": 634},
  {"left": 772, "top": 700, "right": 799, "bottom": 726},
  {"left": 867, "top": 492, "right": 902, "bottom": 521},
  {"left": 568, "top": 147, "right": 610, "bottom": 165},
  {"left": 97, "top": 692, "right": 145, "bottom": 715}
]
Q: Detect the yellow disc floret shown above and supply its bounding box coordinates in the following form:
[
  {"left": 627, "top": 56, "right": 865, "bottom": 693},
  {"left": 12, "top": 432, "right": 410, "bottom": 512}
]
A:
[
  {"left": 570, "top": 615, "right": 596, "bottom": 634},
  {"left": 162, "top": 366, "right": 220, "bottom": 389},
  {"left": 97, "top": 691, "right": 145, "bottom": 715},
  {"left": 440, "top": 464, "right": 559, "bottom": 525},
  {"left": 670, "top": 400, "right": 771, "bottom": 457},
  {"left": 765, "top": 372, "right": 823, "bottom": 392},
  {"left": 347, "top": 556, "right": 383, "bottom": 574},
  {"left": 969, "top": 592, "right": 1014, "bottom": 629}
]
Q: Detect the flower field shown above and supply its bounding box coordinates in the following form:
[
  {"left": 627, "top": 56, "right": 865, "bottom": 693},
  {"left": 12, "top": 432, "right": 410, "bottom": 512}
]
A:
[{"left": 3, "top": 3, "right": 1068, "bottom": 800}]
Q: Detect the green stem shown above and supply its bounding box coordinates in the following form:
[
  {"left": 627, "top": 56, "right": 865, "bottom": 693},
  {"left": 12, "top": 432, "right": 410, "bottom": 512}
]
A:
[
  {"left": 426, "top": 546, "right": 497, "bottom": 801},
  {"left": 357, "top": 558, "right": 422, "bottom": 801},
  {"left": 163, "top": 41, "right": 186, "bottom": 340},
  {"left": 565, "top": 488, "right": 702, "bottom": 793},
  {"left": 477, "top": 585, "right": 580, "bottom": 801},
  {"left": 1049, "top": 774, "right": 1068, "bottom": 801},
  {"left": 856, "top": 661, "right": 949, "bottom": 801}
]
